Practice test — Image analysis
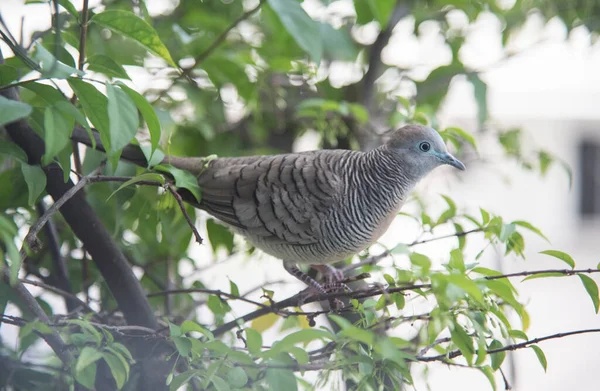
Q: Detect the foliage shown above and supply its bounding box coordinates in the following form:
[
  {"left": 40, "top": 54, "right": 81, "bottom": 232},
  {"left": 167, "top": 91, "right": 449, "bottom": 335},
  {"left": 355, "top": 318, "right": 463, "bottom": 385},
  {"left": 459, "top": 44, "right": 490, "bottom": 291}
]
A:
[{"left": 0, "top": 0, "right": 598, "bottom": 390}]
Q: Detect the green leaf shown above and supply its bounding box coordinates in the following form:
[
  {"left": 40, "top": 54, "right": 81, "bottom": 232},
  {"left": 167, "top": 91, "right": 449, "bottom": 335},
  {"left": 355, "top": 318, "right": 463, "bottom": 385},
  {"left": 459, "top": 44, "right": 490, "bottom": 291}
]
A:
[
  {"left": 538, "top": 150, "right": 553, "bottom": 176},
  {"left": 445, "top": 274, "right": 484, "bottom": 304},
  {"left": 103, "top": 352, "right": 128, "bottom": 389},
  {"left": 87, "top": 55, "right": 131, "bottom": 80},
  {"left": 267, "top": 0, "right": 322, "bottom": 63},
  {"left": 513, "top": 220, "right": 550, "bottom": 242},
  {"left": 211, "top": 376, "right": 230, "bottom": 391},
  {"left": 68, "top": 78, "right": 110, "bottom": 146},
  {"left": 173, "top": 336, "right": 192, "bottom": 357},
  {"left": 274, "top": 329, "right": 333, "bottom": 354},
  {"left": 578, "top": 274, "right": 599, "bottom": 313},
  {"left": 522, "top": 272, "right": 567, "bottom": 281},
  {"left": 53, "top": 101, "right": 90, "bottom": 132},
  {"left": 207, "top": 219, "right": 234, "bottom": 253},
  {"left": 43, "top": 105, "right": 74, "bottom": 165},
  {"left": 354, "top": 0, "right": 395, "bottom": 27},
  {"left": 76, "top": 346, "right": 103, "bottom": 373},
  {"left": 0, "top": 141, "right": 28, "bottom": 162},
  {"left": 33, "top": 43, "right": 82, "bottom": 79},
  {"left": 0, "top": 64, "right": 18, "bottom": 85},
  {"left": 448, "top": 248, "right": 465, "bottom": 272},
  {"left": 478, "top": 366, "right": 497, "bottom": 391},
  {"left": 180, "top": 320, "right": 214, "bottom": 340},
  {"left": 340, "top": 326, "right": 375, "bottom": 345},
  {"left": 467, "top": 73, "right": 488, "bottom": 126},
  {"left": 530, "top": 345, "right": 547, "bottom": 372},
  {"left": 139, "top": 144, "right": 165, "bottom": 167},
  {"left": 57, "top": 0, "right": 79, "bottom": 18},
  {"left": 410, "top": 252, "right": 431, "bottom": 273},
  {"left": 21, "top": 163, "right": 46, "bottom": 206},
  {"left": 266, "top": 368, "right": 298, "bottom": 391},
  {"left": 227, "top": 367, "right": 248, "bottom": 388},
  {"left": 489, "top": 340, "right": 505, "bottom": 370},
  {"left": 107, "top": 173, "right": 165, "bottom": 200},
  {"left": 0, "top": 96, "right": 32, "bottom": 126},
  {"left": 117, "top": 83, "right": 161, "bottom": 153},
  {"left": 319, "top": 23, "right": 358, "bottom": 61},
  {"left": 508, "top": 329, "right": 528, "bottom": 340},
  {"left": 245, "top": 328, "right": 262, "bottom": 355},
  {"left": 443, "top": 126, "right": 477, "bottom": 150},
  {"left": 540, "top": 250, "right": 575, "bottom": 269},
  {"left": 287, "top": 346, "right": 309, "bottom": 365},
  {"left": 207, "top": 295, "right": 231, "bottom": 316},
  {"left": 499, "top": 223, "right": 515, "bottom": 242},
  {"left": 450, "top": 324, "right": 474, "bottom": 365},
  {"left": 480, "top": 208, "right": 490, "bottom": 225},
  {"left": 229, "top": 279, "right": 240, "bottom": 297},
  {"left": 106, "top": 82, "right": 139, "bottom": 155},
  {"left": 154, "top": 164, "right": 202, "bottom": 202},
  {"left": 91, "top": 10, "right": 177, "bottom": 67},
  {"left": 75, "top": 360, "right": 97, "bottom": 389},
  {"left": 168, "top": 370, "right": 198, "bottom": 391}
]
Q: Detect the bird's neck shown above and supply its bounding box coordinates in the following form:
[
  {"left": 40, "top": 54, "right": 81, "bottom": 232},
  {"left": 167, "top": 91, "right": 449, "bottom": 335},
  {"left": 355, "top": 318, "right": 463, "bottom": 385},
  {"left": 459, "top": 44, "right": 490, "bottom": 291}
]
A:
[{"left": 362, "top": 147, "right": 417, "bottom": 196}]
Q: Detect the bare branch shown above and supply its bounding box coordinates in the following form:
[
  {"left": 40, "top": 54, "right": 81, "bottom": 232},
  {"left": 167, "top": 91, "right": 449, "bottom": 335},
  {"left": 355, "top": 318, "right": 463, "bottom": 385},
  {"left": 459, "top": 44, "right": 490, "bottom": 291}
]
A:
[
  {"left": 20, "top": 278, "right": 95, "bottom": 314},
  {"left": 166, "top": 184, "right": 203, "bottom": 244}
]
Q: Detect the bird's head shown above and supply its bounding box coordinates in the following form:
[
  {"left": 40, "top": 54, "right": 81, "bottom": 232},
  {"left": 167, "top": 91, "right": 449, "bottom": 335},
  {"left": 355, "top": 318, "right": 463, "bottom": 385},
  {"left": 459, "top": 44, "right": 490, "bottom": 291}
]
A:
[{"left": 383, "top": 124, "right": 465, "bottom": 178}]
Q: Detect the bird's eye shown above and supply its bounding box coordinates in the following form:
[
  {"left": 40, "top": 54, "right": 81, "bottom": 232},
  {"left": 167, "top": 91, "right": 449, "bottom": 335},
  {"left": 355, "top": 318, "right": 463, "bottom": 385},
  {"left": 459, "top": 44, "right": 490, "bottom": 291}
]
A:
[{"left": 419, "top": 141, "right": 431, "bottom": 152}]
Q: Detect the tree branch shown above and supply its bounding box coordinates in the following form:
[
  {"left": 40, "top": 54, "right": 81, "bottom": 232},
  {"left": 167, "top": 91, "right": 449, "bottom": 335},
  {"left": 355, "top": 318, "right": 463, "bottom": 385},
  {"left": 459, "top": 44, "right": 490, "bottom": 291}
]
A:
[
  {"left": 211, "top": 267, "right": 600, "bottom": 337},
  {"left": 1, "top": 269, "right": 72, "bottom": 365}
]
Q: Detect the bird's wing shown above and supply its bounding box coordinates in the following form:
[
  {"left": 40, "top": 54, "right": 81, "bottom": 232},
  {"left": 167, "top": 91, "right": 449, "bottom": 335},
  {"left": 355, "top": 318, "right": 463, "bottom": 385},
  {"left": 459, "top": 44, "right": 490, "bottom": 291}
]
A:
[{"left": 198, "top": 152, "right": 342, "bottom": 244}]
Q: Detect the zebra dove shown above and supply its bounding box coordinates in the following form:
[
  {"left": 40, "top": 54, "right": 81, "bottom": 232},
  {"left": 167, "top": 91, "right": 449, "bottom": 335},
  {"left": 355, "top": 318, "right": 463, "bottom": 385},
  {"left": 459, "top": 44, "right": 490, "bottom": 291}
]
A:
[{"left": 72, "top": 124, "right": 465, "bottom": 297}]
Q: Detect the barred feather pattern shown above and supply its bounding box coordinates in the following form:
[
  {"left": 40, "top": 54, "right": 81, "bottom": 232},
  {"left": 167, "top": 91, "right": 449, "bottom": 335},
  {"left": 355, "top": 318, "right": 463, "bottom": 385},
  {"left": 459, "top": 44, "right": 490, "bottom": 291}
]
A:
[{"left": 196, "top": 146, "right": 415, "bottom": 265}]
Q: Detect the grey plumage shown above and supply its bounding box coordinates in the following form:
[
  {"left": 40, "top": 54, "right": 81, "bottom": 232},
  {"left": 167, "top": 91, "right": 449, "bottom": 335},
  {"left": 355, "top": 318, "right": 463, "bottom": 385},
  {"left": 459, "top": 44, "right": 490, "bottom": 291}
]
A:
[
  {"left": 187, "top": 124, "right": 465, "bottom": 267},
  {"left": 72, "top": 124, "right": 465, "bottom": 293}
]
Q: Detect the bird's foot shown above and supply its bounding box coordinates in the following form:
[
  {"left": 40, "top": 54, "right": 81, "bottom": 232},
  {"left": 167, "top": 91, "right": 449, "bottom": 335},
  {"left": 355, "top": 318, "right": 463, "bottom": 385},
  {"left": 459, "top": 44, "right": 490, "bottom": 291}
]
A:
[
  {"left": 284, "top": 262, "right": 345, "bottom": 311},
  {"left": 311, "top": 264, "right": 344, "bottom": 284}
]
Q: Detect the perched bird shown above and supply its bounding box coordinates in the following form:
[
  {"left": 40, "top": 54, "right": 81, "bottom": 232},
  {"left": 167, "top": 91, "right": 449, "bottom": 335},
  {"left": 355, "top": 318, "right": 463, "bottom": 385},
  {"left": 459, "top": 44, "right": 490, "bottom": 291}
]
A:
[{"left": 72, "top": 124, "right": 465, "bottom": 298}]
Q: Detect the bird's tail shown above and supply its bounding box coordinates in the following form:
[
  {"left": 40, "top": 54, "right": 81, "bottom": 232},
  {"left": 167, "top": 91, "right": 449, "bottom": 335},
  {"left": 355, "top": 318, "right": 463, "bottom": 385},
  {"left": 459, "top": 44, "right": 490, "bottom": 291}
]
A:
[{"left": 71, "top": 127, "right": 207, "bottom": 175}]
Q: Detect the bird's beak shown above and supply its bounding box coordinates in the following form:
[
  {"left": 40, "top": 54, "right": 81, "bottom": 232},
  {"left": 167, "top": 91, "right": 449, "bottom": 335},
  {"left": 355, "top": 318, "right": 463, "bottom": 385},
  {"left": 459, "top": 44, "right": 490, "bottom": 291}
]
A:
[{"left": 440, "top": 152, "right": 466, "bottom": 171}]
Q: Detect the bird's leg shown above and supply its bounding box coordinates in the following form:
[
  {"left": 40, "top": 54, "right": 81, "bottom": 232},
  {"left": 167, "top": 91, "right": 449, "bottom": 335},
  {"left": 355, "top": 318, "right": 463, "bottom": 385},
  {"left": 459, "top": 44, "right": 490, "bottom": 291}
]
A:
[
  {"left": 311, "top": 264, "right": 351, "bottom": 294},
  {"left": 283, "top": 262, "right": 343, "bottom": 310},
  {"left": 283, "top": 262, "right": 328, "bottom": 295}
]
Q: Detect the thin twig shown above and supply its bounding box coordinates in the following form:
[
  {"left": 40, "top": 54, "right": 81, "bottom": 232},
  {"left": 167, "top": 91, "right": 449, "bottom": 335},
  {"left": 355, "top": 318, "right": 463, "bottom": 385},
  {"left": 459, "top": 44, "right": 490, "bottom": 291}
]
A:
[
  {"left": 166, "top": 184, "right": 203, "bottom": 244},
  {"left": 21, "top": 166, "right": 104, "bottom": 254},
  {"left": 20, "top": 278, "right": 95, "bottom": 314},
  {"left": 342, "top": 227, "right": 487, "bottom": 273},
  {"left": 76, "top": 0, "right": 90, "bottom": 72}
]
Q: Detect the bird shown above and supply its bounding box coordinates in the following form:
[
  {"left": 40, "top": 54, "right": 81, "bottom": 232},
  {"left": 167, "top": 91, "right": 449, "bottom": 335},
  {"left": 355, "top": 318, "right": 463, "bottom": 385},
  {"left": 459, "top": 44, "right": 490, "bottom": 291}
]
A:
[{"left": 72, "top": 124, "right": 465, "bottom": 300}]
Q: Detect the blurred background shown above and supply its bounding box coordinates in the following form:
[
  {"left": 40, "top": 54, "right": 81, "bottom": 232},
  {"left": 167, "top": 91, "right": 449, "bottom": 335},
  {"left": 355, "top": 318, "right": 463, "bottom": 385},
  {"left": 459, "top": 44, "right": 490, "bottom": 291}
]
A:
[{"left": 2, "top": 0, "right": 600, "bottom": 390}]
